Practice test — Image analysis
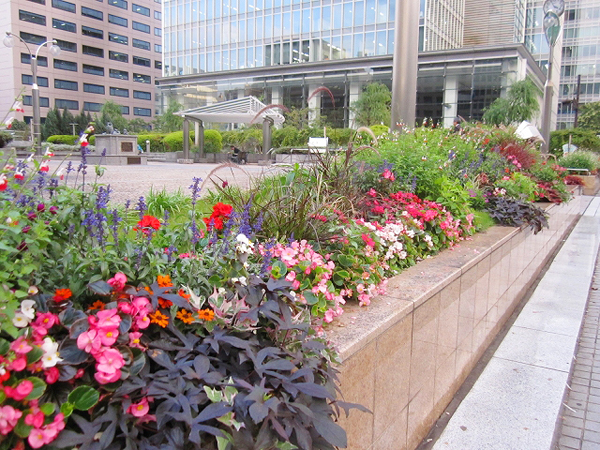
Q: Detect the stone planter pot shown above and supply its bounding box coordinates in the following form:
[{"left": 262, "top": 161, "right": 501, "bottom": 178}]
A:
[
  {"left": 578, "top": 174, "right": 600, "bottom": 196},
  {"left": 330, "top": 196, "right": 583, "bottom": 450}
]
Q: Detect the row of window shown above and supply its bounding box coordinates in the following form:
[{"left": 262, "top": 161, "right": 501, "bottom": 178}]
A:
[
  {"left": 21, "top": 52, "right": 162, "bottom": 72},
  {"left": 19, "top": 31, "right": 159, "bottom": 54},
  {"left": 26, "top": 0, "right": 161, "bottom": 5},
  {"left": 21, "top": 74, "right": 152, "bottom": 99},
  {"left": 50, "top": 0, "right": 151, "bottom": 17},
  {"left": 21, "top": 95, "right": 152, "bottom": 116}
]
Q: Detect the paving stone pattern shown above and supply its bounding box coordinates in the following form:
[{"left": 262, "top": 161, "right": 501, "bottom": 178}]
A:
[{"left": 554, "top": 256, "right": 600, "bottom": 450}]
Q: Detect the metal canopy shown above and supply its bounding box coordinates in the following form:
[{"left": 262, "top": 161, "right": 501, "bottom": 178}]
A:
[{"left": 176, "top": 96, "right": 285, "bottom": 125}]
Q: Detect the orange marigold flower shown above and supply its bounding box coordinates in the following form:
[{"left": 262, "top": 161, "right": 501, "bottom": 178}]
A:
[
  {"left": 157, "top": 275, "right": 173, "bottom": 288},
  {"left": 197, "top": 308, "right": 215, "bottom": 322},
  {"left": 178, "top": 289, "right": 191, "bottom": 300},
  {"left": 89, "top": 300, "right": 106, "bottom": 311},
  {"left": 53, "top": 288, "right": 72, "bottom": 301},
  {"left": 176, "top": 309, "right": 194, "bottom": 324},
  {"left": 158, "top": 298, "right": 173, "bottom": 309},
  {"left": 149, "top": 310, "right": 169, "bottom": 328}
]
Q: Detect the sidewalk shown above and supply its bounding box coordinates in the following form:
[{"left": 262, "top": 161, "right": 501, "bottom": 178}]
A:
[{"left": 423, "top": 196, "right": 600, "bottom": 450}]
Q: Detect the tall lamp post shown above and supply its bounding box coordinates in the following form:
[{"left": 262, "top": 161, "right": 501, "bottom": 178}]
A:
[
  {"left": 3, "top": 32, "right": 61, "bottom": 155},
  {"left": 540, "top": 0, "right": 564, "bottom": 153}
]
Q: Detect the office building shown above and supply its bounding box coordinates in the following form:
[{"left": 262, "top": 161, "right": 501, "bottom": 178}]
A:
[{"left": 0, "top": 0, "right": 163, "bottom": 128}]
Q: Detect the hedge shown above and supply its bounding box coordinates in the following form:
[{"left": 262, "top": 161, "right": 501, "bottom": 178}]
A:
[
  {"left": 550, "top": 129, "right": 600, "bottom": 154},
  {"left": 163, "top": 131, "right": 192, "bottom": 152},
  {"left": 203, "top": 129, "right": 223, "bottom": 153},
  {"left": 137, "top": 134, "right": 166, "bottom": 152},
  {"left": 47, "top": 135, "right": 78, "bottom": 145}
]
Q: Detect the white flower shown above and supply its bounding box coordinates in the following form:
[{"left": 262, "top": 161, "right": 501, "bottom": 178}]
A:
[
  {"left": 238, "top": 276, "right": 247, "bottom": 286},
  {"left": 42, "top": 337, "right": 59, "bottom": 354},
  {"left": 12, "top": 312, "right": 30, "bottom": 328},
  {"left": 5, "top": 217, "right": 13, "bottom": 225},
  {"left": 26, "top": 153, "right": 34, "bottom": 162},
  {"left": 21, "top": 299, "right": 36, "bottom": 320},
  {"left": 41, "top": 352, "right": 61, "bottom": 368},
  {"left": 27, "top": 286, "right": 38, "bottom": 295},
  {"left": 235, "top": 234, "right": 255, "bottom": 254}
]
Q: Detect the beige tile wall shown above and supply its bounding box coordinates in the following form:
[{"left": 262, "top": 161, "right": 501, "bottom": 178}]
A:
[{"left": 333, "top": 195, "right": 583, "bottom": 450}]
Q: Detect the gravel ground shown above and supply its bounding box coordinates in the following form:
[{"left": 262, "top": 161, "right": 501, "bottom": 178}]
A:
[{"left": 46, "top": 159, "right": 286, "bottom": 204}]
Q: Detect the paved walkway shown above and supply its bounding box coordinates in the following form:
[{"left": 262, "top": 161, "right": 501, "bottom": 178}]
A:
[{"left": 422, "top": 196, "right": 600, "bottom": 449}]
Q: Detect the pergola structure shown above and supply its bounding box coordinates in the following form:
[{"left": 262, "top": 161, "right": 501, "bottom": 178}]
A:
[{"left": 175, "top": 96, "right": 286, "bottom": 161}]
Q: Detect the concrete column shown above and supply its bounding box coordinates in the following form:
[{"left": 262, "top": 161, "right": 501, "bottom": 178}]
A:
[
  {"left": 308, "top": 83, "right": 320, "bottom": 126},
  {"left": 271, "top": 86, "right": 282, "bottom": 105},
  {"left": 194, "top": 121, "right": 200, "bottom": 146},
  {"left": 198, "top": 121, "right": 205, "bottom": 158},
  {"left": 262, "top": 118, "right": 272, "bottom": 154},
  {"left": 182, "top": 119, "right": 190, "bottom": 160},
  {"left": 348, "top": 82, "right": 361, "bottom": 128},
  {"left": 443, "top": 75, "right": 459, "bottom": 129},
  {"left": 390, "top": 0, "right": 420, "bottom": 130}
]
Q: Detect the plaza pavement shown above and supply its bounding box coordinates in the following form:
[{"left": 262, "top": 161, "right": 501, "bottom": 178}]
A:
[{"left": 420, "top": 195, "right": 600, "bottom": 450}]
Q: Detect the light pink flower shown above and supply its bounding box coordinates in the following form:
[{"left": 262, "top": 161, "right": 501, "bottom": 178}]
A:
[
  {"left": 27, "top": 427, "right": 56, "bottom": 448},
  {"left": 10, "top": 336, "right": 33, "bottom": 355},
  {"left": 107, "top": 272, "right": 127, "bottom": 291},
  {"left": 95, "top": 309, "right": 121, "bottom": 330},
  {"left": 0, "top": 405, "right": 23, "bottom": 434},
  {"left": 95, "top": 348, "right": 125, "bottom": 374},
  {"left": 324, "top": 309, "right": 335, "bottom": 323},
  {"left": 127, "top": 397, "right": 150, "bottom": 417},
  {"left": 98, "top": 328, "right": 119, "bottom": 346},
  {"left": 129, "top": 332, "right": 144, "bottom": 350},
  {"left": 77, "top": 329, "right": 102, "bottom": 354},
  {"left": 94, "top": 369, "right": 121, "bottom": 384}
]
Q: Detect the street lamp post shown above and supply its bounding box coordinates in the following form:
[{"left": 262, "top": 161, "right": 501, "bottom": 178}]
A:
[
  {"left": 3, "top": 32, "right": 61, "bottom": 155},
  {"left": 540, "top": 0, "right": 564, "bottom": 153}
]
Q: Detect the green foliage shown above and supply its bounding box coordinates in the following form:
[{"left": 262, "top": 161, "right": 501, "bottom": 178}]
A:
[
  {"left": 272, "top": 126, "right": 307, "bottom": 148},
  {"left": 326, "top": 128, "right": 355, "bottom": 147},
  {"left": 146, "top": 187, "right": 191, "bottom": 217},
  {"left": 163, "top": 131, "right": 193, "bottom": 152},
  {"left": 93, "top": 100, "right": 128, "bottom": 134},
  {"left": 351, "top": 82, "right": 391, "bottom": 127},
  {"left": 42, "top": 108, "right": 63, "bottom": 140},
  {"left": 203, "top": 129, "right": 223, "bottom": 153},
  {"left": 137, "top": 133, "right": 166, "bottom": 152},
  {"left": 47, "top": 135, "right": 78, "bottom": 145},
  {"left": 495, "top": 172, "right": 538, "bottom": 202},
  {"left": 60, "top": 107, "right": 75, "bottom": 135},
  {"left": 370, "top": 124, "right": 389, "bottom": 136},
  {"left": 153, "top": 98, "right": 184, "bottom": 133},
  {"left": 558, "top": 151, "right": 600, "bottom": 172},
  {"left": 0, "top": 130, "right": 12, "bottom": 148},
  {"left": 127, "top": 118, "right": 152, "bottom": 133},
  {"left": 578, "top": 101, "right": 600, "bottom": 133},
  {"left": 550, "top": 128, "right": 600, "bottom": 153},
  {"left": 483, "top": 78, "right": 541, "bottom": 126}
]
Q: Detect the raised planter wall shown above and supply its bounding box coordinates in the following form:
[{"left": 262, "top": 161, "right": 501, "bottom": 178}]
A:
[{"left": 330, "top": 195, "right": 584, "bottom": 450}]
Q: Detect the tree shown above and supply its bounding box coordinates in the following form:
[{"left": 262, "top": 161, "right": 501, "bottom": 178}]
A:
[
  {"left": 483, "top": 78, "right": 541, "bottom": 126},
  {"left": 60, "top": 107, "right": 75, "bottom": 135},
  {"left": 127, "top": 118, "right": 151, "bottom": 133},
  {"left": 96, "top": 101, "right": 128, "bottom": 134},
  {"left": 578, "top": 101, "right": 600, "bottom": 134},
  {"left": 153, "top": 98, "right": 183, "bottom": 132},
  {"left": 350, "top": 82, "right": 391, "bottom": 127},
  {"left": 42, "top": 108, "right": 62, "bottom": 140}
]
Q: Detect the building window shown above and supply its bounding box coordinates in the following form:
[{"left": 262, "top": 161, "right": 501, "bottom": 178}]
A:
[
  {"left": 108, "top": 14, "right": 127, "bottom": 26},
  {"left": 154, "top": 27, "right": 162, "bottom": 37},
  {"left": 84, "top": 102, "right": 102, "bottom": 112},
  {"left": 133, "top": 90, "right": 151, "bottom": 100},
  {"left": 83, "top": 83, "right": 105, "bottom": 94},
  {"left": 154, "top": 60, "right": 162, "bottom": 70},
  {"left": 20, "top": 32, "right": 46, "bottom": 45},
  {"left": 110, "top": 87, "right": 129, "bottom": 97},
  {"left": 133, "top": 21, "right": 150, "bottom": 33},
  {"left": 53, "top": 59, "right": 77, "bottom": 71},
  {"left": 82, "top": 25, "right": 103, "bottom": 39},
  {"left": 132, "top": 38, "right": 150, "bottom": 50},
  {"left": 121, "top": 106, "right": 130, "bottom": 115},
  {"left": 82, "top": 45, "right": 104, "bottom": 58},
  {"left": 54, "top": 39, "right": 77, "bottom": 52},
  {"left": 109, "top": 51, "right": 129, "bottom": 63},
  {"left": 54, "top": 79, "right": 78, "bottom": 90},
  {"left": 154, "top": 44, "right": 162, "bottom": 53},
  {"left": 19, "top": 10, "right": 46, "bottom": 26},
  {"left": 109, "top": 69, "right": 128, "bottom": 80},
  {"left": 24, "top": 96, "right": 50, "bottom": 107},
  {"left": 109, "top": 33, "right": 128, "bottom": 45},
  {"left": 154, "top": 10, "right": 161, "bottom": 20},
  {"left": 132, "top": 3, "right": 150, "bottom": 16},
  {"left": 133, "top": 56, "right": 151, "bottom": 67},
  {"left": 81, "top": 6, "right": 103, "bottom": 20},
  {"left": 52, "top": 18, "right": 76, "bottom": 33},
  {"left": 22, "top": 74, "right": 49, "bottom": 87},
  {"left": 108, "top": 0, "right": 127, "bottom": 9},
  {"left": 27, "top": 0, "right": 46, "bottom": 5},
  {"left": 134, "top": 107, "right": 151, "bottom": 116},
  {"left": 133, "top": 73, "right": 151, "bottom": 83},
  {"left": 55, "top": 99, "right": 79, "bottom": 110},
  {"left": 52, "top": 0, "right": 75, "bottom": 13},
  {"left": 22, "top": 53, "right": 48, "bottom": 66},
  {"left": 83, "top": 64, "right": 104, "bottom": 76}
]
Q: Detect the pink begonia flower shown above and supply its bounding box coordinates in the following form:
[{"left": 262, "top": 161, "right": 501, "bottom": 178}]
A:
[
  {"left": 77, "top": 329, "right": 102, "bottom": 354},
  {"left": 6, "top": 380, "right": 34, "bottom": 401},
  {"left": 324, "top": 309, "right": 335, "bottom": 323},
  {"left": 129, "top": 332, "right": 144, "bottom": 350},
  {"left": 127, "top": 397, "right": 150, "bottom": 417},
  {"left": 118, "top": 302, "right": 134, "bottom": 314},
  {"left": 98, "top": 328, "right": 119, "bottom": 346},
  {"left": 94, "top": 369, "right": 122, "bottom": 385},
  {"left": 131, "top": 297, "right": 151, "bottom": 315},
  {"left": 96, "top": 348, "right": 125, "bottom": 374},
  {"left": 95, "top": 309, "right": 121, "bottom": 330},
  {"left": 25, "top": 410, "right": 45, "bottom": 428},
  {"left": 285, "top": 271, "right": 296, "bottom": 282},
  {"left": 32, "top": 312, "right": 59, "bottom": 336},
  {"left": 28, "top": 427, "right": 56, "bottom": 449},
  {"left": 10, "top": 336, "right": 33, "bottom": 355},
  {"left": 292, "top": 280, "right": 300, "bottom": 290},
  {"left": 107, "top": 272, "right": 127, "bottom": 290},
  {"left": 0, "top": 405, "right": 23, "bottom": 434},
  {"left": 45, "top": 366, "right": 60, "bottom": 384},
  {"left": 358, "top": 293, "right": 371, "bottom": 307},
  {"left": 135, "top": 314, "right": 151, "bottom": 330},
  {"left": 8, "top": 355, "right": 27, "bottom": 372}
]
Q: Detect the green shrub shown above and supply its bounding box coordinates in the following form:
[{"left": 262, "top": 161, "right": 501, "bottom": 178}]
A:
[
  {"left": 163, "top": 130, "right": 192, "bottom": 152},
  {"left": 550, "top": 129, "right": 600, "bottom": 154},
  {"left": 370, "top": 124, "right": 389, "bottom": 136},
  {"left": 88, "top": 135, "right": 95, "bottom": 145},
  {"left": 137, "top": 133, "right": 165, "bottom": 152},
  {"left": 558, "top": 151, "right": 600, "bottom": 173},
  {"left": 47, "top": 135, "right": 78, "bottom": 145},
  {"left": 0, "top": 130, "right": 13, "bottom": 148},
  {"left": 496, "top": 172, "right": 538, "bottom": 201},
  {"left": 203, "top": 129, "right": 223, "bottom": 153},
  {"left": 327, "top": 128, "right": 355, "bottom": 147}
]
